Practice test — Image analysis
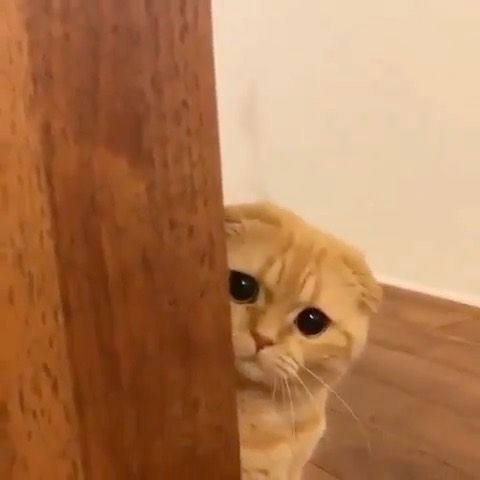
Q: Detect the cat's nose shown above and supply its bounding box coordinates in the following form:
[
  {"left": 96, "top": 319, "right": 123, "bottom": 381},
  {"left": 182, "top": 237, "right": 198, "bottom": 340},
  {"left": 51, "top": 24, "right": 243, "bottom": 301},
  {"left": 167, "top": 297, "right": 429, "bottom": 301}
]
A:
[{"left": 251, "top": 331, "right": 274, "bottom": 352}]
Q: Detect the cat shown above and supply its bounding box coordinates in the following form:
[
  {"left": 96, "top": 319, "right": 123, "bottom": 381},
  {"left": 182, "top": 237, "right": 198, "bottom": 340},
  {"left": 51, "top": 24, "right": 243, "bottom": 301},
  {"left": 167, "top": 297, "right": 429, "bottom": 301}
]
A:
[{"left": 225, "top": 202, "right": 381, "bottom": 480}]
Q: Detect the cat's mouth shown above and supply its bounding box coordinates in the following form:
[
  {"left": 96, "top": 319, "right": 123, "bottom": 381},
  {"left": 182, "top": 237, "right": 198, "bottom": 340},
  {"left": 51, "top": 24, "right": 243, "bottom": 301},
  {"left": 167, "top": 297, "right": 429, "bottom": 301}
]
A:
[
  {"left": 234, "top": 338, "right": 300, "bottom": 385},
  {"left": 233, "top": 331, "right": 303, "bottom": 385}
]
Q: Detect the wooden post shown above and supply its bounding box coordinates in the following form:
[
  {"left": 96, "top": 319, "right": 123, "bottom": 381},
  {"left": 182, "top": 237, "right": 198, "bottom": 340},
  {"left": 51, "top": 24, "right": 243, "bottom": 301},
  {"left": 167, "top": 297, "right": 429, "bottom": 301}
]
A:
[{"left": 0, "top": 0, "right": 240, "bottom": 478}]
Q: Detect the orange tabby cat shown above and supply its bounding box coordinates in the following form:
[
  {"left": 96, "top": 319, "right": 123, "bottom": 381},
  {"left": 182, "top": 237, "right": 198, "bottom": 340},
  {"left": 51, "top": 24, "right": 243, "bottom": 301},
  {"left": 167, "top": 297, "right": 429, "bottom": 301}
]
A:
[{"left": 225, "top": 202, "right": 381, "bottom": 480}]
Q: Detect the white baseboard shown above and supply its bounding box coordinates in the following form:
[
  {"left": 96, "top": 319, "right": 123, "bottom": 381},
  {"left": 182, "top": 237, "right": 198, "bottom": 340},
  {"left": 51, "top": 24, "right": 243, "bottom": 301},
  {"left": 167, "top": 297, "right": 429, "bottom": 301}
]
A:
[{"left": 377, "top": 275, "right": 480, "bottom": 309}]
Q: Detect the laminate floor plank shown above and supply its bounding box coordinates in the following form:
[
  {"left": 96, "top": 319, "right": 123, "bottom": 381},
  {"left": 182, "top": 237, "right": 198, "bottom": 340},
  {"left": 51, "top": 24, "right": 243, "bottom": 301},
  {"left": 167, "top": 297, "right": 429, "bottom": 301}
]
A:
[{"left": 306, "top": 286, "right": 480, "bottom": 479}]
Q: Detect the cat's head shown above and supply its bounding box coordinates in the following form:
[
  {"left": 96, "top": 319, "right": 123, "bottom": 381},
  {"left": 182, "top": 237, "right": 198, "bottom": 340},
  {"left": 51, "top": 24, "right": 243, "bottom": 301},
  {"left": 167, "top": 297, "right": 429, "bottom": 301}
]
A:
[{"left": 225, "top": 202, "right": 381, "bottom": 388}]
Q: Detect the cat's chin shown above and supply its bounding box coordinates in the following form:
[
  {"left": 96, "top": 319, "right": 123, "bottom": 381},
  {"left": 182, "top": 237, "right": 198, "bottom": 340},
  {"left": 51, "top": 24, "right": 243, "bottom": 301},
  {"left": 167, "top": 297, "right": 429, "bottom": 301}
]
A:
[
  {"left": 235, "top": 359, "right": 269, "bottom": 384},
  {"left": 235, "top": 359, "right": 265, "bottom": 382}
]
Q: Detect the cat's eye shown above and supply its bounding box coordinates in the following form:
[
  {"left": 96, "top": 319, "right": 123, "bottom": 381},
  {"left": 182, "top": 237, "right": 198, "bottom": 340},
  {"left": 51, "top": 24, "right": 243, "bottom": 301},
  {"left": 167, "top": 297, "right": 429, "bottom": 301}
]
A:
[
  {"left": 295, "top": 307, "right": 330, "bottom": 336},
  {"left": 229, "top": 270, "right": 259, "bottom": 304}
]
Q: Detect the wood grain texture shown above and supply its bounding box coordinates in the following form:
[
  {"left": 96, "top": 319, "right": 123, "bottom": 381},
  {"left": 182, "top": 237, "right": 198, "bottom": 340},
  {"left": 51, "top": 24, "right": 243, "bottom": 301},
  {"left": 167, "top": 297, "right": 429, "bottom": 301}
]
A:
[
  {"left": 1, "top": 2, "right": 83, "bottom": 478},
  {"left": 1, "top": 0, "right": 240, "bottom": 479}
]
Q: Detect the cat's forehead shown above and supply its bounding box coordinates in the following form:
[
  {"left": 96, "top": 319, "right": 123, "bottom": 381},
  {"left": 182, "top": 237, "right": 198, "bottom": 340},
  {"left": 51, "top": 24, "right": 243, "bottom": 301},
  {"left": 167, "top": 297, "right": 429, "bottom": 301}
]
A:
[
  {"left": 228, "top": 222, "right": 345, "bottom": 288},
  {"left": 228, "top": 220, "right": 305, "bottom": 269}
]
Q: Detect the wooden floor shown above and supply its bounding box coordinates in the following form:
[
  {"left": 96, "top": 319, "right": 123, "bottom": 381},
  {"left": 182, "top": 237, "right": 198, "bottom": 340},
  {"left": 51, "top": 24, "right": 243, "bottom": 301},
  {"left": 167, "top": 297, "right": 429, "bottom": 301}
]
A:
[
  {"left": 1, "top": 286, "right": 479, "bottom": 479},
  {"left": 305, "top": 286, "right": 480, "bottom": 480}
]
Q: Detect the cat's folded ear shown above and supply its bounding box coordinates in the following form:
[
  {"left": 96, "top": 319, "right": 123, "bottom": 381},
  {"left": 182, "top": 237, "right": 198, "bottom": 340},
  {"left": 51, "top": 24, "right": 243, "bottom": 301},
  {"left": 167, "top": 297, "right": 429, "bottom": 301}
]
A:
[
  {"left": 224, "top": 202, "right": 281, "bottom": 238},
  {"left": 224, "top": 204, "right": 244, "bottom": 237},
  {"left": 343, "top": 249, "right": 383, "bottom": 315}
]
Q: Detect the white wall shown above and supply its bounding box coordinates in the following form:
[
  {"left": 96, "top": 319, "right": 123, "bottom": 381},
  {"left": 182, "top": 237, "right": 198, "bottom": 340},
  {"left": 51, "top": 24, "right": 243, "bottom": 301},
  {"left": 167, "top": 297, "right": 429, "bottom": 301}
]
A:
[{"left": 213, "top": 0, "right": 480, "bottom": 305}]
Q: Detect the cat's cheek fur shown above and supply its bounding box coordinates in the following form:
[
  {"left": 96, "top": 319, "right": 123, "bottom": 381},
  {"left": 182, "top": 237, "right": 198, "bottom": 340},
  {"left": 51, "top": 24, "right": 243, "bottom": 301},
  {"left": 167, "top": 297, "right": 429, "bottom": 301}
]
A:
[{"left": 233, "top": 333, "right": 256, "bottom": 359}]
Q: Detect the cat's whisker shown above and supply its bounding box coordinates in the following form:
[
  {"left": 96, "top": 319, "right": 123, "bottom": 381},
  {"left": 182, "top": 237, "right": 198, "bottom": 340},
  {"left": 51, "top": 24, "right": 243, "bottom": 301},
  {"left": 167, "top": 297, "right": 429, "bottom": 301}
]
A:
[
  {"left": 279, "top": 375, "right": 287, "bottom": 411},
  {"left": 291, "top": 370, "right": 321, "bottom": 416},
  {"left": 433, "top": 333, "right": 480, "bottom": 348},
  {"left": 284, "top": 377, "right": 297, "bottom": 441},
  {"left": 278, "top": 355, "right": 298, "bottom": 370},
  {"left": 277, "top": 357, "right": 299, "bottom": 387},
  {"left": 271, "top": 376, "right": 278, "bottom": 403},
  {"left": 300, "top": 365, "right": 372, "bottom": 454}
]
